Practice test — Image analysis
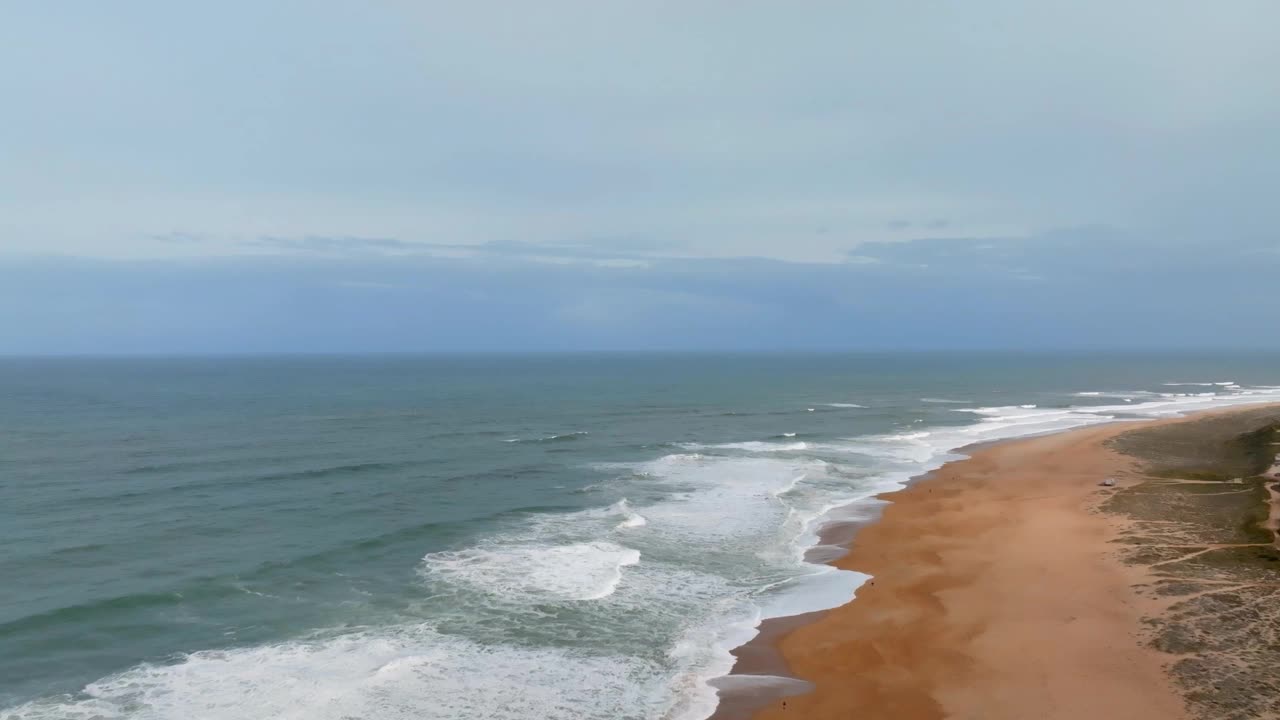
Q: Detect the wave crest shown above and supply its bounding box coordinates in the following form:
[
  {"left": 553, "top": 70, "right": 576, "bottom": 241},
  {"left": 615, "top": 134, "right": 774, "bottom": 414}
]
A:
[{"left": 421, "top": 541, "right": 640, "bottom": 602}]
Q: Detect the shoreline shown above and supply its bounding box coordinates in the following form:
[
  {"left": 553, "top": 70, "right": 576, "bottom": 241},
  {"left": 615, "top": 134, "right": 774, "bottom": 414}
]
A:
[{"left": 712, "top": 403, "right": 1280, "bottom": 720}]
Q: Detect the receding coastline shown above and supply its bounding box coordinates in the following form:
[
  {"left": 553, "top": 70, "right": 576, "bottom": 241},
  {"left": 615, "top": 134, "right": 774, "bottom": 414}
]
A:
[{"left": 714, "top": 404, "right": 1280, "bottom": 720}]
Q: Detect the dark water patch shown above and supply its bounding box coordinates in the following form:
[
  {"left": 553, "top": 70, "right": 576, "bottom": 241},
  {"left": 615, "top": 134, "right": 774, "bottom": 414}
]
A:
[
  {"left": 246, "top": 514, "right": 505, "bottom": 568},
  {"left": 122, "top": 453, "right": 306, "bottom": 476},
  {"left": 158, "top": 459, "right": 426, "bottom": 496},
  {"left": 47, "top": 543, "right": 108, "bottom": 556},
  {"left": 0, "top": 592, "right": 201, "bottom": 639},
  {"left": 503, "top": 431, "right": 590, "bottom": 444},
  {"left": 422, "top": 428, "right": 510, "bottom": 440},
  {"left": 487, "top": 503, "right": 591, "bottom": 520},
  {"left": 252, "top": 461, "right": 412, "bottom": 483},
  {"left": 24, "top": 459, "right": 428, "bottom": 513},
  {"left": 441, "top": 463, "right": 558, "bottom": 485}
]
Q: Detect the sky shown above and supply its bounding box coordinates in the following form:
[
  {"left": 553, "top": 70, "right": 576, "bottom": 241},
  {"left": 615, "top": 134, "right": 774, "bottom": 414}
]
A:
[{"left": 1, "top": 1, "right": 1278, "bottom": 353}]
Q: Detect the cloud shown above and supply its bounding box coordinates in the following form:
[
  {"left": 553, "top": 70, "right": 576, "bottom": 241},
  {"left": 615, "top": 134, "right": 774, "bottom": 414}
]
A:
[
  {"left": 1, "top": 224, "right": 1276, "bottom": 354},
  {"left": 149, "top": 232, "right": 207, "bottom": 245},
  {"left": 242, "top": 235, "right": 655, "bottom": 269},
  {"left": 247, "top": 236, "right": 422, "bottom": 253},
  {"left": 1, "top": 3, "right": 1278, "bottom": 351},
  {"left": 2, "top": 2, "right": 1278, "bottom": 264}
]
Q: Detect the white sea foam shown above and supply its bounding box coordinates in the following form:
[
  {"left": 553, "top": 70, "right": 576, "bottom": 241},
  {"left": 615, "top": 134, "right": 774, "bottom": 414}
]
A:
[
  {"left": 610, "top": 499, "right": 649, "bottom": 529},
  {"left": 916, "top": 386, "right": 1280, "bottom": 459},
  {"left": 883, "top": 430, "right": 931, "bottom": 441},
  {"left": 627, "top": 450, "right": 875, "bottom": 596},
  {"left": 530, "top": 450, "right": 877, "bottom": 718},
  {"left": 770, "top": 473, "right": 807, "bottom": 497},
  {"left": 679, "top": 440, "right": 809, "bottom": 453},
  {"left": 665, "top": 608, "right": 763, "bottom": 720},
  {"left": 617, "top": 514, "right": 648, "bottom": 529},
  {"left": 1073, "top": 390, "right": 1159, "bottom": 399},
  {"left": 503, "top": 431, "right": 589, "bottom": 443},
  {"left": 755, "top": 565, "right": 870, "bottom": 619},
  {"left": 421, "top": 541, "right": 640, "bottom": 602},
  {"left": 626, "top": 454, "right": 827, "bottom": 541},
  {"left": 824, "top": 403, "right": 865, "bottom": 408},
  {"left": 2, "top": 624, "right": 665, "bottom": 720}
]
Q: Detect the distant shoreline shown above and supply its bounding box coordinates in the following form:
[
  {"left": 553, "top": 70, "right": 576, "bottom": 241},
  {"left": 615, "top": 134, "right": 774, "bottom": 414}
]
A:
[{"left": 713, "top": 403, "right": 1280, "bottom": 720}]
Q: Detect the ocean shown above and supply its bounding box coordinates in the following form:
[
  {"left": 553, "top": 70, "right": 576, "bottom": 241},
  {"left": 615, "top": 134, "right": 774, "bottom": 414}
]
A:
[{"left": 3, "top": 352, "right": 1279, "bottom": 720}]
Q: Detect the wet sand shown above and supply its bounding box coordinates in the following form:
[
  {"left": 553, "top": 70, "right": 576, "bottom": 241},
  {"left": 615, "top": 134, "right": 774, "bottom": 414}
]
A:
[{"left": 727, "top": 405, "right": 1280, "bottom": 720}]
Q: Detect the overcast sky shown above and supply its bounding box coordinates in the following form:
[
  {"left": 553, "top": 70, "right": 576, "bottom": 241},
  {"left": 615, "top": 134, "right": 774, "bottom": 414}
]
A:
[{"left": 2, "top": 1, "right": 1277, "bottom": 353}]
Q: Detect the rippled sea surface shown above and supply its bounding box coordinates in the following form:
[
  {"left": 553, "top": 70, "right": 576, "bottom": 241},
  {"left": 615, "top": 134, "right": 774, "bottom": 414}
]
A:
[{"left": 3, "top": 353, "right": 1279, "bottom": 719}]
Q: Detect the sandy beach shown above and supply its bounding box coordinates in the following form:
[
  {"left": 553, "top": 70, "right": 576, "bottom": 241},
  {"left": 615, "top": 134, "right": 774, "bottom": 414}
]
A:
[{"left": 732, "top": 404, "right": 1280, "bottom": 720}]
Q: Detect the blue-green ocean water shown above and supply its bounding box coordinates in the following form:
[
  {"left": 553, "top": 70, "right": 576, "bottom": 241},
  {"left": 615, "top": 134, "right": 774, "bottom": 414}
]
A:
[{"left": 3, "top": 353, "right": 1279, "bottom": 720}]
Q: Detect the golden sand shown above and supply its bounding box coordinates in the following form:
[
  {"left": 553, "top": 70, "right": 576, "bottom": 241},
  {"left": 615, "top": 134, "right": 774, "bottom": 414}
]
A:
[{"left": 745, "top": 407, "right": 1280, "bottom": 720}]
